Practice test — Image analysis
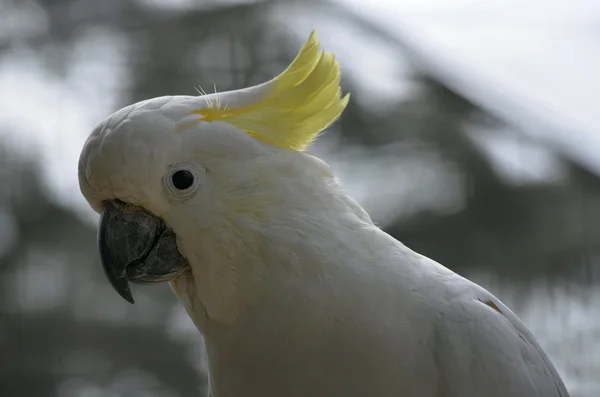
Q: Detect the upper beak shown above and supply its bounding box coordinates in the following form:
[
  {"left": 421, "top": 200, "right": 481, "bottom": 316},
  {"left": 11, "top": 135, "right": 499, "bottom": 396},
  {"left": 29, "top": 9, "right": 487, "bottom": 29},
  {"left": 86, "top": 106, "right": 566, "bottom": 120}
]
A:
[{"left": 97, "top": 200, "right": 189, "bottom": 304}]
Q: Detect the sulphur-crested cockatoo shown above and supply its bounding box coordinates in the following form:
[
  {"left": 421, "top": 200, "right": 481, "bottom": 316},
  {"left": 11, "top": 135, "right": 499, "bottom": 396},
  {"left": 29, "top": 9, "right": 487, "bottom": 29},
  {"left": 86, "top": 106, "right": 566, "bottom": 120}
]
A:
[{"left": 78, "top": 31, "right": 570, "bottom": 397}]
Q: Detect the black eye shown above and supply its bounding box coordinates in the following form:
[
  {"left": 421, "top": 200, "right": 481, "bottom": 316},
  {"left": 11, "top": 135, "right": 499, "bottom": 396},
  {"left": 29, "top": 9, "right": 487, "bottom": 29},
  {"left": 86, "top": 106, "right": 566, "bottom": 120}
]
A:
[{"left": 171, "top": 170, "right": 195, "bottom": 190}]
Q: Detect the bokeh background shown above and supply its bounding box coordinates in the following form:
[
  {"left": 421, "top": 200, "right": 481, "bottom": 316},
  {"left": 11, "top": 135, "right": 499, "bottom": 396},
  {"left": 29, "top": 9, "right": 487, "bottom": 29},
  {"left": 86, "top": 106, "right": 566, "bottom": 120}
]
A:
[{"left": 1, "top": 0, "right": 599, "bottom": 396}]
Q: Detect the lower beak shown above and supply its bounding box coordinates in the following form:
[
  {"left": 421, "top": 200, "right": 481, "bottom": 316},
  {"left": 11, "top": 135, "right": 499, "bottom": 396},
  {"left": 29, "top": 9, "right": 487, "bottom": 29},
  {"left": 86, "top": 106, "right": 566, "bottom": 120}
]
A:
[{"left": 97, "top": 200, "right": 189, "bottom": 304}]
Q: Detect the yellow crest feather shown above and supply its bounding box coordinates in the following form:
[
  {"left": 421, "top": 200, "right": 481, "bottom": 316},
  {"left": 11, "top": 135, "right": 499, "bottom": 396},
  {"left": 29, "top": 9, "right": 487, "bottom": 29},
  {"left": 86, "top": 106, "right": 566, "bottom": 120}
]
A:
[{"left": 192, "top": 31, "right": 350, "bottom": 151}]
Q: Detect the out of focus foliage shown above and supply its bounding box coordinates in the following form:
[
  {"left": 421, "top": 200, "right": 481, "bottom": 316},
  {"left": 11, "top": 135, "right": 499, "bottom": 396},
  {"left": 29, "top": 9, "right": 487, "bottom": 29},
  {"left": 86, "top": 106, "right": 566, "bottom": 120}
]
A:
[{"left": 1, "top": 0, "right": 599, "bottom": 396}]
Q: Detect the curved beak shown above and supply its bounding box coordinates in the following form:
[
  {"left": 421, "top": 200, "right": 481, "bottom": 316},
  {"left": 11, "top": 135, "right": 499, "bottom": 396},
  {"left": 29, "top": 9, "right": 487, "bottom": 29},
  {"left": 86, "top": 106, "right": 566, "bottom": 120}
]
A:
[{"left": 97, "top": 200, "right": 189, "bottom": 304}]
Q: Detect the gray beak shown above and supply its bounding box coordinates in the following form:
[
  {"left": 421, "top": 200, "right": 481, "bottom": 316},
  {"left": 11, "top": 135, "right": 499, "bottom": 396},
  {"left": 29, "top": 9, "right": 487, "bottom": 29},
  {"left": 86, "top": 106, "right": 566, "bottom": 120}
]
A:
[{"left": 97, "top": 200, "right": 189, "bottom": 304}]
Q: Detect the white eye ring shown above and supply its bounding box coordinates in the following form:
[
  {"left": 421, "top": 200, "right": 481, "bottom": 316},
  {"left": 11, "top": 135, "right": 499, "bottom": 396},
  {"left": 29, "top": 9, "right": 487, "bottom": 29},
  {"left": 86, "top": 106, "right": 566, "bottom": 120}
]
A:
[{"left": 164, "top": 164, "right": 203, "bottom": 199}]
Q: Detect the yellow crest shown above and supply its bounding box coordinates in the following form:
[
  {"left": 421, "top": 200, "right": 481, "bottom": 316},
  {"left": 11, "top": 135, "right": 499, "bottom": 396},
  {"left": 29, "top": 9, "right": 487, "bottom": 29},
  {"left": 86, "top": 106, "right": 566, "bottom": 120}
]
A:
[{"left": 191, "top": 31, "right": 350, "bottom": 151}]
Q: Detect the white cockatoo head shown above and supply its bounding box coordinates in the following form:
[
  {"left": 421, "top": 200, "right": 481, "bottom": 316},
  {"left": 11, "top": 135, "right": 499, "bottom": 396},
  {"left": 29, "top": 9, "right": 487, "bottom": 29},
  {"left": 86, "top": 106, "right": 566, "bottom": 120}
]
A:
[{"left": 78, "top": 32, "right": 368, "bottom": 329}]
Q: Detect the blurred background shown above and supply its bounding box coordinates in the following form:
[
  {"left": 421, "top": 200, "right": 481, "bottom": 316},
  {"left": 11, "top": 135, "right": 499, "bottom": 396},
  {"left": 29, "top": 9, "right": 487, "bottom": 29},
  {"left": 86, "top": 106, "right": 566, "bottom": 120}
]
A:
[{"left": 1, "top": 0, "right": 599, "bottom": 396}]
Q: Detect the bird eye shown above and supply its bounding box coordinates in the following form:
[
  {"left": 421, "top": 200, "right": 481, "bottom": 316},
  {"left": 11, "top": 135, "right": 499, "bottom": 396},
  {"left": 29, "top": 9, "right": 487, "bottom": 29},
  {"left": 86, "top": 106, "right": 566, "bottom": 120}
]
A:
[
  {"left": 171, "top": 170, "right": 194, "bottom": 190},
  {"left": 165, "top": 164, "right": 203, "bottom": 199}
]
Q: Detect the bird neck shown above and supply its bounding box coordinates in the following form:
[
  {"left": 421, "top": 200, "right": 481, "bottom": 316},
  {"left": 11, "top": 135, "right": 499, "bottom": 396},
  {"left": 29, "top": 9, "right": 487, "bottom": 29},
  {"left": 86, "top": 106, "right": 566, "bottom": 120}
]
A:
[{"left": 170, "top": 185, "right": 382, "bottom": 331}]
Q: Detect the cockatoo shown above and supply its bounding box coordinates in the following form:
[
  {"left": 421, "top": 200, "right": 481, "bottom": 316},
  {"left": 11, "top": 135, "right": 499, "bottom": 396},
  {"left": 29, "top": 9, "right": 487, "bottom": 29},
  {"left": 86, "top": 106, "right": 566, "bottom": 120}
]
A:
[{"left": 78, "top": 31, "right": 570, "bottom": 397}]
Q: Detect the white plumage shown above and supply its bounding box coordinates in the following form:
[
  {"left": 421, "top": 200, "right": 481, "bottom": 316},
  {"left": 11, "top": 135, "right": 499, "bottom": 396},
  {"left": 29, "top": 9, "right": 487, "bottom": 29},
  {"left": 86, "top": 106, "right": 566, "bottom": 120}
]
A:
[{"left": 78, "top": 31, "right": 570, "bottom": 397}]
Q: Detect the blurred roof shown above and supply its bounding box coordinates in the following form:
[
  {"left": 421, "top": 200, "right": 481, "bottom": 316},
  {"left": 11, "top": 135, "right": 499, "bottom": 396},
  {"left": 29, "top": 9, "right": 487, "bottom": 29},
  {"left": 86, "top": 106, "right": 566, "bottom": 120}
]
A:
[{"left": 336, "top": 0, "right": 600, "bottom": 176}]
